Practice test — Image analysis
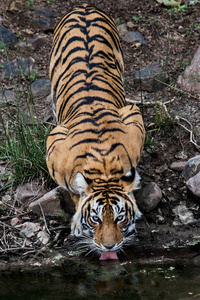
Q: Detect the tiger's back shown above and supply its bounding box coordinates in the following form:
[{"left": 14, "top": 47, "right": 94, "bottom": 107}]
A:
[
  {"left": 49, "top": 3, "right": 125, "bottom": 124},
  {"left": 46, "top": 3, "right": 145, "bottom": 258}
]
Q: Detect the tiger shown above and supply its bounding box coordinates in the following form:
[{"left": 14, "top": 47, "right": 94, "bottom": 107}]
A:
[{"left": 46, "top": 3, "right": 145, "bottom": 259}]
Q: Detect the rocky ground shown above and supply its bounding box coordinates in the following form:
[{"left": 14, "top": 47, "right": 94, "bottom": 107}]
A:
[{"left": 0, "top": 0, "right": 200, "bottom": 267}]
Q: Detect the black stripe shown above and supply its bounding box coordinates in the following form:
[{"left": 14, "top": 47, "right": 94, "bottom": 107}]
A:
[
  {"left": 69, "top": 137, "right": 108, "bottom": 150},
  {"left": 122, "top": 112, "right": 141, "bottom": 122}
]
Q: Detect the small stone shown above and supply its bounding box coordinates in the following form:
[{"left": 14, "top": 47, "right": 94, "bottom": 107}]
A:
[
  {"left": 18, "top": 221, "right": 41, "bottom": 238},
  {"left": 117, "top": 24, "right": 128, "bottom": 37},
  {"left": 15, "top": 182, "right": 40, "bottom": 206},
  {"left": 170, "top": 161, "right": 187, "bottom": 172},
  {"left": 20, "top": 228, "right": 35, "bottom": 238},
  {"left": 37, "top": 231, "right": 50, "bottom": 245},
  {"left": 11, "top": 217, "right": 20, "bottom": 227},
  {"left": 31, "top": 18, "right": 55, "bottom": 31},
  {"left": 17, "top": 37, "right": 46, "bottom": 51},
  {"left": 127, "top": 21, "right": 135, "bottom": 29},
  {"left": 31, "top": 79, "right": 51, "bottom": 98},
  {"left": 0, "top": 25, "right": 18, "bottom": 45},
  {"left": 177, "top": 45, "right": 200, "bottom": 94},
  {"left": 134, "top": 61, "right": 168, "bottom": 92},
  {"left": 34, "top": 7, "right": 59, "bottom": 18},
  {"left": 22, "top": 113, "right": 39, "bottom": 125},
  {"left": 182, "top": 155, "right": 200, "bottom": 181},
  {"left": 122, "top": 31, "right": 146, "bottom": 45},
  {"left": 186, "top": 171, "right": 200, "bottom": 198},
  {"left": 0, "top": 57, "right": 35, "bottom": 80},
  {"left": 2, "top": 194, "right": 11, "bottom": 202},
  {"left": 137, "top": 182, "right": 162, "bottom": 212},
  {"left": 0, "top": 90, "right": 16, "bottom": 104},
  {"left": 155, "top": 163, "right": 168, "bottom": 174},
  {"left": 172, "top": 203, "right": 195, "bottom": 225}
]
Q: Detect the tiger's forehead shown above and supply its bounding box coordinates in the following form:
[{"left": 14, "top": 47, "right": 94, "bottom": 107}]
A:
[{"left": 91, "top": 191, "right": 125, "bottom": 216}]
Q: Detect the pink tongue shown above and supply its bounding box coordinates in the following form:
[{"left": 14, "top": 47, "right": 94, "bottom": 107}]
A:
[{"left": 99, "top": 251, "right": 118, "bottom": 261}]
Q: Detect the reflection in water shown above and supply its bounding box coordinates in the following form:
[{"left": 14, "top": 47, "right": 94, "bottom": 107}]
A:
[{"left": 0, "top": 259, "right": 200, "bottom": 300}]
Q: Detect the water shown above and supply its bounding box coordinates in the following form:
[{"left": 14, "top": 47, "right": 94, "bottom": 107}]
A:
[{"left": 0, "top": 258, "right": 200, "bottom": 300}]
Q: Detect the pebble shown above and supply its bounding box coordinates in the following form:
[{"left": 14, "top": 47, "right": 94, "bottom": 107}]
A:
[
  {"left": 0, "top": 25, "right": 18, "bottom": 45},
  {"left": 122, "top": 31, "right": 146, "bottom": 45},
  {"left": 172, "top": 203, "right": 195, "bottom": 225},
  {"left": 31, "top": 18, "right": 55, "bottom": 31},
  {"left": 186, "top": 171, "right": 200, "bottom": 199},
  {"left": 37, "top": 231, "right": 50, "bottom": 245},
  {"left": 11, "top": 217, "right": 20, "bottom": 227},
  {"left": 137, "top": 182, "right": 162, "bottom": 212},
  {"left": 2, "top": 195, "right": 11, "bottom": 202},
  {"left": 18, "top": 221, "right": 41, "bottom": 238},
  {"left": 17, "top": 37, "right": 46, "bottom": 51},
  {"left": 31, "top": 79, "right": 51, "bottom": 98},
  {"left": 0, "top": 57, "right": 35, "bottom": 80},
  {"left": 134, "top": 61, "right": 168, "bottom": 92},
  {"left": 182, "top": 155, "right": 200, "bottom": 181},
  {"left": 170, "top": 161, "right": 187, "bottom": 172},
  {"left": 117, "top": 23, "right": 128, "bottom": 36},
  {"left": 177, "top": 45, "right": 200, "bottom": 94},
  {"left": 34, "top": 7, "right": 59, "bottom": 18},
  {"left": 0, "top": 90, "right": 16, "bottom": 104}
]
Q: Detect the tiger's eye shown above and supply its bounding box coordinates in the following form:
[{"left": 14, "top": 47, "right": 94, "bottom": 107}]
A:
[
  {"left": 116, "top": 215, "right": 124, "bottom": 222},
  {"left": 91, "top": 216, "right": 101, "bottom": 223}
]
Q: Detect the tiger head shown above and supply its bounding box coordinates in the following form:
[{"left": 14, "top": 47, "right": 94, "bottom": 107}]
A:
[{"left": 70, "top": 168, "right": 142, "bottom": 256}]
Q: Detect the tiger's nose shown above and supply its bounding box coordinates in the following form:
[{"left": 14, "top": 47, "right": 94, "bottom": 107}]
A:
[{"left": 104, "top": 244, "right": 115, "bottom": 250}]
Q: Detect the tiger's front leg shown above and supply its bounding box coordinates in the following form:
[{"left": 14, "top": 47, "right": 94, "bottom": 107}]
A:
[{"left": 69, "top": 193, "right": 83, "bottom": 237}]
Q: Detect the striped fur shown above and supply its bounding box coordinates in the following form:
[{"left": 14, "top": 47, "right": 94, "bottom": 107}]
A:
[{"left": 46, "top": 3, "right": 145, "bottom": 255}]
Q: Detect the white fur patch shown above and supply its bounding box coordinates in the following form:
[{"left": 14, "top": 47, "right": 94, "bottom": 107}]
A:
[
  {"left": 75, "top": 172, "right": 87, "bottom": 195},
  {"left": 133, "top": 170, "right": 141, "bottom": 190}
]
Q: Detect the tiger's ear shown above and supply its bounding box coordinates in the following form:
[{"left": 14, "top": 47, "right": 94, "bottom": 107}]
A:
[
  {"left": 121, "top": 167, "right": 141, "bottom": 191},
  {"left": 74, "top": 172, "right": 92, "bottom": 197}
]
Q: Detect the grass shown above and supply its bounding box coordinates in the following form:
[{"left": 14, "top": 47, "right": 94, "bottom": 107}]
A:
[
  {"left": 0, "top": 119, "right": 50, "bottom": 188},
  {"left": 0, "top": 43, "right": 51, "bottom": 190}
]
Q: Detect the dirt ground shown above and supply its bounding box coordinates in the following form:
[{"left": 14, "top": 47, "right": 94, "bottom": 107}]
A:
[{"left": 0, "top": 0, "right": 200, "bottom": 266}]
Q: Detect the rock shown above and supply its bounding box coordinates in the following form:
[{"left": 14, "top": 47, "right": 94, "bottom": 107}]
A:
[
  {"left": 22, "top": 113, "right": 39, "bottom": 125},
  {"left": 134, "top": 62, "right": 168, "bottom": 92},
  {"left": 37, "top": 231, "right": 50, "bottom": 245},
  {"left": 155, "top": 163, "right": 168, "bottom": 174},
  {"left": 177, "top": 45, "right": 200, "bottom": 94},
  {"left": 17, "top": 37, "right": 46, "bottom": 51},
  {"left": 182, "top": 155, "right": 200, "bottom": 181},
  {"left": 122, "top": 31, "right": 146, "bottom": 45},
  {"left": 31, "top": 79, "right": 51, "bottom": 98},
  {"left": 2, "top": 194, "right": 11, "bottom": 202},
  {"left": 186, "top": 172, "right": 200, "bottom": 198},
  {"left": 34, "top": 7, "right": 59, "bottom": 18},
  {"left": 117, "top": 24, "right": 128, "bottom": 37},
  {"left": 11, "top": 217, "right": 20, "bottom": 227},
  {"left": 0, "top": 57, "right": 35, "bottom": 80},
  {"left": 15, "top": 182, "right": 44, "bottom": 206},
  {"left": 170, "top": 161, "right": 187, "bottom": 172},
  {"left": 0, "top": 90, "right": 16, "bottom": 104},
  {"left": 29, "top": 187, "right": 61, "bottom": 216},
  {"left": 172, "top": 203, "right": 195, "bottom": 225},
  {"left": 29, "top": 186, "right": 75, "bottom": 216},
  {"left": 17, "top": 221, "right": 41, "bottom": 238},
  {"left": 0, "top": 25, "right": 18, "bottom": 45},
  {"left": 127, "top": 21, "right": 135, "bottom": 29},
  {"left": 137, "top": 182, "right": 162, "bottom": 212},
  {"left": 31, "top": 18, "right": 55, "bottom": 32}
]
